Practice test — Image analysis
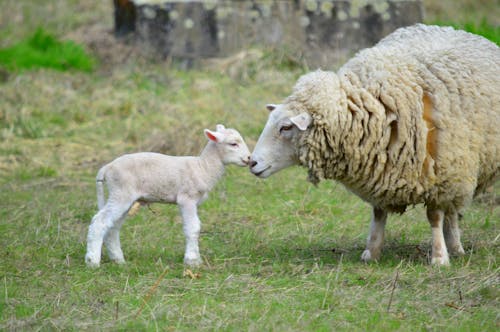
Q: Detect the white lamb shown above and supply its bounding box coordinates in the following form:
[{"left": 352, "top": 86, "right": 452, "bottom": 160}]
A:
[{"left": 85, "top": 125, "right": 251, "bottom": 268}]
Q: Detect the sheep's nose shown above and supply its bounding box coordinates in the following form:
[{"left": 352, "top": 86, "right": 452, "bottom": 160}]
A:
[{"left": 249, "top": 159, "right": 257, "bottom": 168}]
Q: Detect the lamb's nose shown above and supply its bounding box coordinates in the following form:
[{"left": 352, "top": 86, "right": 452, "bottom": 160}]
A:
[{"left": 249, "top": 159, "right": 257, "bottom": 168}]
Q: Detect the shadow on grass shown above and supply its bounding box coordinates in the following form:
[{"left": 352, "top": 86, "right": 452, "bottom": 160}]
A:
[{"left": 216, "top": 236, "right": 495, "bottom": 269}]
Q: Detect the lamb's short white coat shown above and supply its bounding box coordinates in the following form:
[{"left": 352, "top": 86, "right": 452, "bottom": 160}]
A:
[{"left": 85, "top": 125, "right": 251, "bottom": 268}]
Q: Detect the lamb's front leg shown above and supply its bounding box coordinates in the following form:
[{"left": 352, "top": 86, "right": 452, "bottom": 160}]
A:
[
  {"left": 361, "top": 206, "right": 387, "bottom": 262},
  {"left": 179, "top": 200, "right": 202, "bottom": 267}
]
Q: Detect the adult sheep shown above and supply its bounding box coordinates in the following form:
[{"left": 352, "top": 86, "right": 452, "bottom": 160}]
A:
[{"left": 250, "top": 24, "right": 499, "bottom": 265}]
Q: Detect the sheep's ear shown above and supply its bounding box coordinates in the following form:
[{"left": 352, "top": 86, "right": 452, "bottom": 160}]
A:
[
  {"left": 290, "top": 112, "right": 312, "bottom": 131},
  {"left": 266, "top": 104, "right": 277, "bottom": 112},
  {"left": 216, "top": 124, "right": 226, "bottom": 132},
  {"left": 204, "top": 129, "right": 224, "bottom": 142}
]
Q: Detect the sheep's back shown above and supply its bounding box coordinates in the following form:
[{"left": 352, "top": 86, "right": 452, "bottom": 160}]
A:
[{"left": 336, "top": 24, "right": 500, "bottom": 210}]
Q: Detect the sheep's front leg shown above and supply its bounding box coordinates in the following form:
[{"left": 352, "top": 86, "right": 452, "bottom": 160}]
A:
[
  {"left": 179, "top": 200, "right": 202, "bottom": 267},
  {"left": 361, "top": 207, "right": 387, "bottom": 262},
  {"left": 426, "top": 209, "right": 450, "bottom": 265},
  {"left": 443, "top": 209, "right": 465, "bottom": 256}
]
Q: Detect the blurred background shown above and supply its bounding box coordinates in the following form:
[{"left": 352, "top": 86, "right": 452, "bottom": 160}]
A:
[{"left": 0, "top": 0, "right": 498, "bottom": 158}]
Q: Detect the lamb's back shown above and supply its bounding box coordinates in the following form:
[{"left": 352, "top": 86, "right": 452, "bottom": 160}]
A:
[{"left": 105, "top": 153, "right": 198, "bottom": 201}]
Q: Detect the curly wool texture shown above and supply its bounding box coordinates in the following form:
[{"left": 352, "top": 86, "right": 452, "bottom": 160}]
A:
[{"left": 287, "top": 24, "right": 500, "bottom": 212}]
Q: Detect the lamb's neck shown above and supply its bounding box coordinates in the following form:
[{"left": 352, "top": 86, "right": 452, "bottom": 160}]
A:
[{"left": 198, "top": 142, "right": 225, "bottom": 189}]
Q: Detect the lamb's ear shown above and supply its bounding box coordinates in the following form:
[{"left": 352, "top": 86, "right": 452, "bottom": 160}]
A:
[
  {"left": 216, "top": 124, "right": 226, "bottom": 132},
  {"left": 204, "top": 129, "right": 224, "bottom": 142},
  {"left": 290, "top": 112, "right": 312, "bottom": 131},
  {"left": 266, "top": 104, "right": 277, "bottom": 112}
]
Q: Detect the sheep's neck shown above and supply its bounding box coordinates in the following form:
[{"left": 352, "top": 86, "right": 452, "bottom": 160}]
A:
[{"left": 198, "top": 141, "right": 225, "bottom": 189}]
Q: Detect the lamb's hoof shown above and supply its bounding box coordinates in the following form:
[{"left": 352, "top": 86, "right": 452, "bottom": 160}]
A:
[
  {"left": 184, "top": 257, "right": 202, "bottom": 267},
  {"left": 111, "top": 258, "right": 126, "bottom": 265},
  {"left": 85, "top": 256, "right": 100, "bottom": 268},
  {"left": 361, "top": 249, "right": 379, "bottom": 262},
  {"left": 431, "top": 256, "right": 450, "bottom": 266}
]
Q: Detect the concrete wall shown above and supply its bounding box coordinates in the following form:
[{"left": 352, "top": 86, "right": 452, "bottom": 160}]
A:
[{"left": 116, "top": 0, "right": 423, "bottom": 68}]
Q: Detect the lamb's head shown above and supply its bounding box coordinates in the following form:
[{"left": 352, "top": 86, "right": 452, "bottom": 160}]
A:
[
  {"left": 204, "top": 124, "right": 251, "bottom": 166},
  {"left": 249, "top": 104, "right": 311, "bottom": 178}
]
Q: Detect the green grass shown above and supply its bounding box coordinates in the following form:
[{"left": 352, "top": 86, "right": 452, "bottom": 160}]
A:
[
  {"left": 461, "top": 19, "right": 500, "bottom": 45},
  {"left": 423, "top": 0, "right": 500, "bottom": 44},
  {"left": 432, "top": 19, "right": 500, "bottom": 45},
  {"left": 0, "top": 1, "right": 499, "bottom": 331},
  {"left": 0, "top": 28, "right": 95, "bottom": 72},
  {"left": 1, "top": 62, "right": 497, "bottom": 332}
]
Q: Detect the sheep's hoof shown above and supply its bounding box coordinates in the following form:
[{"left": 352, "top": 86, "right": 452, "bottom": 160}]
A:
[
  {"left": 361, "top": 249, "right": 379, "bottom": 262},
  {"left": 184, "top": 257, "right": 202, "bottom": 267},
  {"left": 448, "top": 246, "right": 465, "bottom": 256},
  {"left": 431, "top": 256, "right": 450, "bottom": 266}
]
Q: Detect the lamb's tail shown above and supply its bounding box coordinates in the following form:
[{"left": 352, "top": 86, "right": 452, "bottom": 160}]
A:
[{"left": 96, "top": 166, "right": 107, "bottom": 210}]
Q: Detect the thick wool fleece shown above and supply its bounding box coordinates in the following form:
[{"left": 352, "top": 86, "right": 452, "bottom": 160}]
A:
[{"left": 287, "top": 24, "right": 499, "bottom": 213}]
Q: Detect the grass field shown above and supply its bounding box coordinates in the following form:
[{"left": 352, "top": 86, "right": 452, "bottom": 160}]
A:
[{"left": 0, "top": 1, "right": 498, "bottom": 330}]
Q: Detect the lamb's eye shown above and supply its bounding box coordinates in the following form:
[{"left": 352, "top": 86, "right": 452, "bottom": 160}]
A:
[
  {"left": 280, "top": 124, "right": 293, "bottom": 133},
  {"left": 229, "top": 143, "right": 239, "bottom": 147}
]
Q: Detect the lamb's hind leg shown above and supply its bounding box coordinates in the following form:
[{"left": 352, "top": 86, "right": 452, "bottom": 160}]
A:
[
  {"left": 85, "top": 202, "right": 129, "bottom": 268},
  {"left": 361, "top": 207, "right": 387, "bottom": 262},
  {"left": 426, "top": 208, "right": 450, "bottom": 266},
  {"left": 104, "top": 215, "right": 127, "bottom": 264},
  {"left": 443, "top": 209, "right": 465, "bottom": 256}
]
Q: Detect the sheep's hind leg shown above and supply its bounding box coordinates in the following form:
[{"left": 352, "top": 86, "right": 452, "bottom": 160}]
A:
[
  {"left": 426, "top": 208, "right": 450, "bottom": 266},
  {"left": 85, "top": 203, "right": 129, "bottom": 268},
  {"left": 361, "top": 207, "right": 387, "bottom": 262},
  {"left": 104, "top": 215, "right": 127, "bottom": 264},
  {"left": 443, "top": 209, "right": 465, "bottom": 256},
  {"left": 179, "top": 200, "right": 202, "bottom": 267}
]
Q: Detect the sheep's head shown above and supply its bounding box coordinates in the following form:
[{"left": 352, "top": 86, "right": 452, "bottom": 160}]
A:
[
  {"left": 204, "top": 124, "right": 251, "bottom": 166},
  {"left": 250, "top": 70, "right": 343, "bottom": 180},
  {"left": 250, "top": 104, "right": 311, "bottom": 178}
]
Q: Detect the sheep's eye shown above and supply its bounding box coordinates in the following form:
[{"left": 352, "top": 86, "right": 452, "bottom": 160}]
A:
[
  {"left": 280, "top": 124, "right": 294, "bottom": 133},
  {"left": 229, "top": 142, "right": 239, "bottom": 147}
]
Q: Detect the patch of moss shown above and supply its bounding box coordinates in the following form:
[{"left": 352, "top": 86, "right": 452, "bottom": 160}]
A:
[{"left": 0, "top": 28, "right": 96, "bottom": 72}]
